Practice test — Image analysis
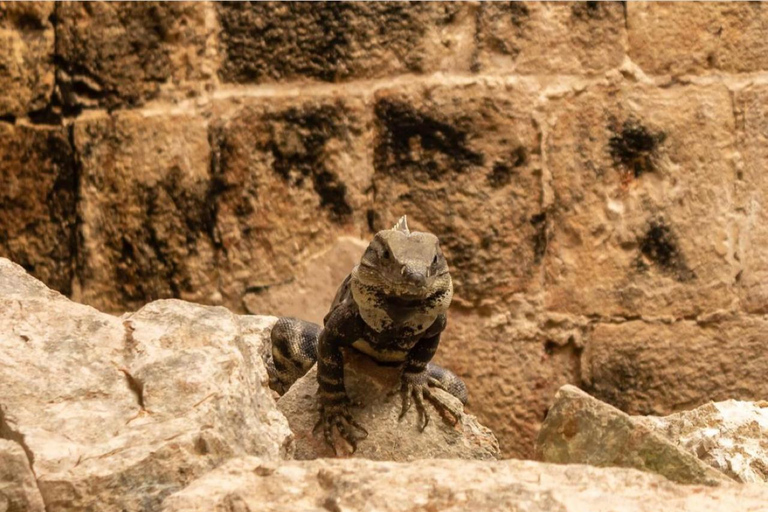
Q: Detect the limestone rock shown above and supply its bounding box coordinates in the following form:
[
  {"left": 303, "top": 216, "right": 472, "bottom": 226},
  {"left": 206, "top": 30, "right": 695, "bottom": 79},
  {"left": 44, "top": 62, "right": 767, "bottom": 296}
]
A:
[
  {"left": 74, "top": 111, "right": 219, "bottom": 313},
  {"left": 0, "top": 2, "right": 55, "bottom": 117},
  {"left": 162, "top": 456, "right": 768, "bottom": 512},
  {"left": 0, "top": 123, "right": 76, "bottom": 296},
  {"left": 0, "top": 440, "right": 45, "bottom": 512},
  {"left": 55, "top": 2, "right": 210, "bottom": 109},
  {"left": 211, "top": 96, "right": 372, "bottom": 310},
  {"left": 638, "top": 400, "right": 768, "bottom": 484},
  {"left": 370, "top": 81, "right": 544, "bottom": 308},
  {"left": 583, "top": 317, "right": 768, "bottom": 416},
  {"left": 0, "top": 258, "right": 292, "bottom": 512},
  {"left": 277, "top": 350, "right": 499, "bottom": 461},
  {"left": 217, "top": 2, "right": 474, "bottom": 83},
  {"left": 475, "top": 1, "right": 626, "bottom": 75},
  {"left": 536, "top": 385, "right": 731, "bottom": 486},
  {"left": 544, "top": 82, "right": 738, "bottom": 318},
  {"left": 628, "top": 2, "right": 768, "bottom": 75}
]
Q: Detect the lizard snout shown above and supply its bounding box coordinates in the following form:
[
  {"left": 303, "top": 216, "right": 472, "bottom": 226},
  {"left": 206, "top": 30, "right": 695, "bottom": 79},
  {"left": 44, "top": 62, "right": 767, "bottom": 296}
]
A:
[{"left": 401, "top": 266, "right": 427, "bottom": 288}]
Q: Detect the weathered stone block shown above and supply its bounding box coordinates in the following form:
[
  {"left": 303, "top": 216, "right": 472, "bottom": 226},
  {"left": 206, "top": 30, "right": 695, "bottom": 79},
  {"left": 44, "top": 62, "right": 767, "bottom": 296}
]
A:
[
  {"left": 582, "top": 317, "right": 768, "bottom": 416},
  {"left": 211, "top": 96, "right": 371, "bottom": 310},
  {"left": 371, "top": 82, "right": 544, "bottom": 307},
  {"left": 75, "top": 111, "right": 217, "bottom": 313},
  {"left": 0, "top": 2, "right": 54, "bottom": 117},
  {"left": 474, "top": 1, "right": 626, "bottom": 75},
  {"left": 55, "top": 2, "right": 209, "bottom": 109},
  {"left": 628, "top": 2, "right": 768, "bottom": 75},
  {"left": 544, "top": 83, "right": 738, "bottom": 318},
  {"left": 735, "top": 85, "right": 768, "bottom": 313},
  {"left": 217, "top": 2, "right": 474, "bottom": 83},
  {"left": 0, "top": 123, "right": 76, "bottom": 294}
]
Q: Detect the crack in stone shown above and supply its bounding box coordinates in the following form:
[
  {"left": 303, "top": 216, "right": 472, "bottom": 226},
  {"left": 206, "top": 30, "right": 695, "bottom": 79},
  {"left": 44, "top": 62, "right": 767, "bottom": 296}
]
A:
[
  {"left": 0, "top": 405, "right": 36, "bottom": 476},
  {"left": 119, "top": 368, "right": 146, "bottom": 410}
]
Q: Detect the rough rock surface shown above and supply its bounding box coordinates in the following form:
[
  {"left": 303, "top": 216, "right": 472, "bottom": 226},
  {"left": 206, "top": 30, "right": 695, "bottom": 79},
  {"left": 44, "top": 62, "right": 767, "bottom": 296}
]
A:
[
  {"left": 0, "top": 1, "right": 55, "bottom": 117},
  {"left": 162, "top": 456, "right": 768, "bottom": 512},
  {"left": 0, "top": 440, "right": 45, "bottom": 512},
  {"left": 536, "top": 385, "right": 730, "bottom": 486},
  {"left": 0, "top": 258, "right": 291, "bottom": 512},
  {"left": 638, "top": 400, "right": 768, "bottom": 484},
  {"left": 278, "top": 350, "right": 499, "bottom": 461}
]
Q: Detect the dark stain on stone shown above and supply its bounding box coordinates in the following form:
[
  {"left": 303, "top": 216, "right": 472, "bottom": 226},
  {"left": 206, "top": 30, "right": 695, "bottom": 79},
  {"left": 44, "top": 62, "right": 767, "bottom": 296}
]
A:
[
  {"left": 487, "top": 146, "right": 527, "bottom": 188},
  {"left": 572, "top": 1, "right": 610, "bottom": 20},
  {"left": 261, "top": 104, "right": 353, "bottom": 221},
  {"left": 608, "top": 119, "right": 666, "bottom": 178},
  {"left": 501, "top": 2, "right": 530, "bottom": 26},
  {"left": 374, "top": 98, "right": 484, "bottom": 180},
  {"left": 637, "top": 220, "right": 695, "bottom": 281},
  {"left": 530, "top": 212, "right": 548, "bottom": 263},
  {"left": 366, "top": 209, "right": 379, "bottom": 233}
]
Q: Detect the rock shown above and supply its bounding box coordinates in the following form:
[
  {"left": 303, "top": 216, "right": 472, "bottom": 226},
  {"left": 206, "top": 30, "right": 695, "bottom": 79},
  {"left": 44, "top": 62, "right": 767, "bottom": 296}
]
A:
[
  {"left": 211, "top": 96, "right": 372, "bottom": 310},
  {"left": 474, "top": 1, "right": 626, "bottom": 75},
  {"left": 73, "top": 110, "right": 219, "bottom": 314},
  {"left": 628, "top": 2, "right": 768, "bottom": 75},
  {"left": 243, "top": 237, "right": 368, "bottom": 324},
  {"left": 638, "top": 400, "right": 768, "bottom": 484},
  {"left": 544, "top": 82, "right": 738, "bottom": 318},
  {"left": 216, "top": 2, "right": 474, "bottom": 83},
  {"left": 162, "top": 456, "right": 768, "bottom": 512},
  {"left": 0, "top": 258, "right": 292, "bottom": 512},
  {"left": 536, "top": 385, "right": 731, "bottom": 485},
  {"left": 582, "top": 317, "right": 768, "bottom": 416},
  {"left": 0, "top": 2, "right": 55, "bottom": 117},
  {"left": 55, "top": 2, "right": 211, "bottom": 109},
  {"left": 277, "top": 350, "right": 499, "bottom": 461},
  {"left": 0, "top": 123, "right": 77, "bottom": 296},
  {"left": 0, "top": 440, "right": 45, "bottom": 512},
  {"left": 370, "top": 81, "right": 544, "bottom": 308}
]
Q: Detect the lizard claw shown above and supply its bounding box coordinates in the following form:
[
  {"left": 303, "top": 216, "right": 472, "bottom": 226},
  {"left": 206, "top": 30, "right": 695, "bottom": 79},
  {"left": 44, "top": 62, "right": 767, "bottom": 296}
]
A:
[
  {"left": 315, "top": 401, "right": 368, "bottom": 456},
  {"left": 398, "top": 370, "right": 460, "bottom": 430}
]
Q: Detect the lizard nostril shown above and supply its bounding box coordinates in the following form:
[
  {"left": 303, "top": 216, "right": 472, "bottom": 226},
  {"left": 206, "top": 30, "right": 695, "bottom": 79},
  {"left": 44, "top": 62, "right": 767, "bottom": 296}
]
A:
[{"left": 404, "top": 269, "right": 426, "bottom": 287}]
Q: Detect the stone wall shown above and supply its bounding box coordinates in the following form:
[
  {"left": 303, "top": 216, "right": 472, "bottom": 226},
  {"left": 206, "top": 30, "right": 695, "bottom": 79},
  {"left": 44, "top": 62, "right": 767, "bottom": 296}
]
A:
[{"left": 2, "top": 1, "right": 768, "bottom": 458}]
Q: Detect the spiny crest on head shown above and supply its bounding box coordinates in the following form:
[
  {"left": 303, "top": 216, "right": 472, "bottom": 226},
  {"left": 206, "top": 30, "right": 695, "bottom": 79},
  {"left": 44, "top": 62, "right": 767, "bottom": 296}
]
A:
[{"left": 392, "top": 215, "right": 410, "bottom": 234}]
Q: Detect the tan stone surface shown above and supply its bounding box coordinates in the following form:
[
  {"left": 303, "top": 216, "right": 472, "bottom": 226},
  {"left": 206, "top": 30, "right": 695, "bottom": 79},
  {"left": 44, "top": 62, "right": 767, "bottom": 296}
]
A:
[
  {"left": 74, "top": 111, "right": 218, "bottom": 314},
  {"left": 736, "top": 85, "right": 768, "bottom": 313},
  {"left": 545, "top": 83, "right": 738, "bottom": 318},
  {"left": 639, "top": 400, "right": 768, "bottom": 484},
  {"left": 536, "top": 385, "right": 730, "bottom": 486},
  {"left": 475, "top": 1, "right": 626, "bottom": 75},
  {"left": 0, "top": 123, "right": 76, "bottom": 295},
  {"left": 582, "top": 317, "right": 768, "bottom": 416},
  {"left": 55, "top": 1, "right": 210, "bottom": 109},
  {"left": 0, "top": 440, "right": 45, "bottom": 512},
  {"left": 278, "top": 351, "right": 499, "bottom": 461},
  {"left": 0, "top": 2, "right": 54, "bottom": 117},
  {"left": 371, "top": 82, "right": 544, "bottom": 308},
  {"left": 162, "top": 456, "right": 768, "bottom": 512},
  {"left": 628, "top": 2, "right": 768, "bottom": 75},
  {"left": 217, "top": 2, "right": 475, "bottom": 83},
  {"left": 211, "top": 96, "right": 372, "bottom": 310},
  {"left": 0, "top": 258, "right": 292, "bottom": 512},
  {"left": 243, "top": 237, "right": 367, "bottom": 323}
]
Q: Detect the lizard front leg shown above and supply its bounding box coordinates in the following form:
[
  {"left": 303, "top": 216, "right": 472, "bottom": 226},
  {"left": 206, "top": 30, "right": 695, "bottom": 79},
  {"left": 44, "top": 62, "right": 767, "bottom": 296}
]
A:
[{"left": 315, "top": 317, "right": 367, "bottom": 454}]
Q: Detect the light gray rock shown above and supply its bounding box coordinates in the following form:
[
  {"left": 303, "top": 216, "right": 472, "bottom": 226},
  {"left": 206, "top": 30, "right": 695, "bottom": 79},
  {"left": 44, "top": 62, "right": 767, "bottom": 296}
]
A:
[{"left": 161, "top": 456, "right": 768, "bottom": 512}]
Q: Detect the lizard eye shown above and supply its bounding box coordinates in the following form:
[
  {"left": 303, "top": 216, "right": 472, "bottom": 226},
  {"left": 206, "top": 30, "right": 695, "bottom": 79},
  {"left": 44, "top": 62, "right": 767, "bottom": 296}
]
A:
[
  {"left": 382, "top": 249, "right": 390, "bottom": 260},
  {"left": 432, "top": 254, "right": 438, "bottom": 265}
]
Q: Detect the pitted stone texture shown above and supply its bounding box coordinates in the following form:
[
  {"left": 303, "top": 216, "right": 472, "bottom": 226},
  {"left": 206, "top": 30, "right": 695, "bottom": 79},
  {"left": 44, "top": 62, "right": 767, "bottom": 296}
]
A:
[
  {"left": 545, "top": 83, "right": 738, "bottom": 318},
  {"left": 582, "top": 317, "right": 768, "bottom": 417},
  {"left": 474, "top": 1, "right": 626, "bottom": 75},
  {"left": 217, "top": 2, "right": 474, "bottom": 84},
  {"left": 243, "top": 237, "right": 368, "bottom": 323},
  {"left": 0, "top": 440, "right": 45, "bottom": 512},
  {"left": 628, "top": 2, "right": 768, "bottom": 75},
  {"left": 55, "top": 2, "right": 210, "bottom": 109},
  {"left": 0, "top": 2, "right": 54, "bottom": 117},
  {"left": 639, "top": 400, "right": 768, "bottom": 484},
  {"left": 277, "top": 351, "right": 499, "bottom": 461},
  {"left": 0, "top": 258, "right": 292, "bottom": 512},
  {"left": 211, "top": 96, "right": 371, "bottom": 310},
  {"left": 371, "top": 82, "right": 544, "bottom": 308},
  {"left": 736, "top": 85, "right": 768, "bottom": 313},
  {"left": 0, "top": 123, "right": 76, "bottom": 295},
  {"left": 162, "top": 457, "right": 768, "bottom": 512},
  {"left": 438, "top": 306, "right": 582, "bottom": 459},
  {"left": 75, "top": 111, "right": 218, "bottom": 314}
]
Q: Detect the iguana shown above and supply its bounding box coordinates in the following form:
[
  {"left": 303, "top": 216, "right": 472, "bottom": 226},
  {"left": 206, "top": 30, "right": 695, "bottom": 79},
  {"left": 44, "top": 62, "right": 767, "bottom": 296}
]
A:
[{"left": 265, "top": 216, "right": 467, "bottom": 453}]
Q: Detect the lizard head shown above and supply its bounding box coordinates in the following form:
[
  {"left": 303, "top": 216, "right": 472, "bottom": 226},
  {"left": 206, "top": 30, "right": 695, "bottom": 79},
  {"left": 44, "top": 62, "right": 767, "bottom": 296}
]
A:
[{"left": 356, "top": 216, "right": 450, "bottom": 298}]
